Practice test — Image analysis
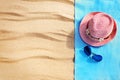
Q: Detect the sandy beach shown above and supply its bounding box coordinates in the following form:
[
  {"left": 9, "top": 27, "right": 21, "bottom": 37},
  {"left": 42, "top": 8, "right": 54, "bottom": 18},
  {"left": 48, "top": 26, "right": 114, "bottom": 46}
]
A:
[{"left": 0, "top": 0, "right": 74, "bottom": 80}]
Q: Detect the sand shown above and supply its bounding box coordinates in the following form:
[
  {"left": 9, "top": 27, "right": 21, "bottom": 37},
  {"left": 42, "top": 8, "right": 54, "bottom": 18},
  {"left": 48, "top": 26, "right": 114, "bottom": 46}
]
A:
[{"left": 0, "top": 0, "right": 74, "bottom": 80}]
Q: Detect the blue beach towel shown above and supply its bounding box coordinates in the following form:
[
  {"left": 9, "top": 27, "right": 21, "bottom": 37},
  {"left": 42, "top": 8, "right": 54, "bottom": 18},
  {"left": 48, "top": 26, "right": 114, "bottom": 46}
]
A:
[{"left": 75, "top": 0, "right": 120, "bottom": 80}]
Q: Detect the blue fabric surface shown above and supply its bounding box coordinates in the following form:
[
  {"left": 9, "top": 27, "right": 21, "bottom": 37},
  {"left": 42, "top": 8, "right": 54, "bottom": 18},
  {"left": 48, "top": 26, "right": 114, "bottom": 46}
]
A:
[{"left": 75, "top": 0, "right": 120, "bottom": 80}]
